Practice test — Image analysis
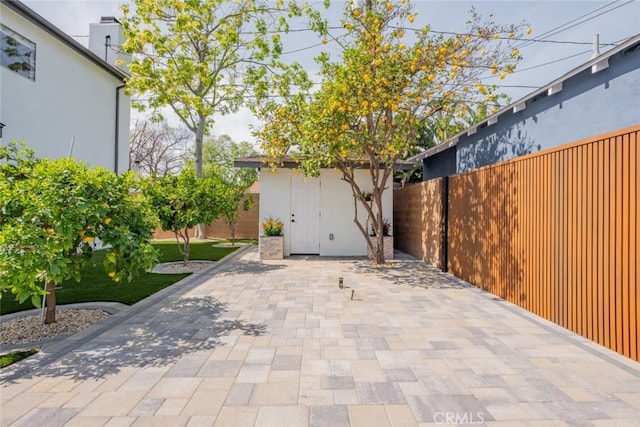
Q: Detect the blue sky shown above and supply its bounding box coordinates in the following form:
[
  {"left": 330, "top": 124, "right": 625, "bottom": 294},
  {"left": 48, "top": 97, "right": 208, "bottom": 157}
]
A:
[{"left": 23, "top": 0, "right": 640, "bottom": 145}]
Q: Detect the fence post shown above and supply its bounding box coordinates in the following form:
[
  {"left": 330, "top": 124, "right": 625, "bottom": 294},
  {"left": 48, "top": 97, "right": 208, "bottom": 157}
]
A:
[{"left": 441, "top": 176, "right": 449, "bottom": 272}]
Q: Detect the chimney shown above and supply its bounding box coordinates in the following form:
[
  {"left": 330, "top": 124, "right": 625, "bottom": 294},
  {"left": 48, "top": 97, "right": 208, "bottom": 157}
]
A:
[
  {"left": 100, "top": 16, "right": 120, "bottom": 24},
  {"left": 88, "top": 16, "right": 129, "bottom": 70},
  {"left": 590, "top": 34, "right": 600, "bottom": 59}
]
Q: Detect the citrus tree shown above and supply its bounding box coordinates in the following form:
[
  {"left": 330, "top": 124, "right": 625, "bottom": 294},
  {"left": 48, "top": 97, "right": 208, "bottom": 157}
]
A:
[
  {"left": 253, "top": 0, "right": 528, "bottom": 263},
  {"left": 142, "top": 166, "right": 227, "bottom": 264},
  {"left": 203, "top": 135, "right": 258, "bottom": 245},
  {"left": 0, "top": 142, "right": 159, "bottom": 324}
]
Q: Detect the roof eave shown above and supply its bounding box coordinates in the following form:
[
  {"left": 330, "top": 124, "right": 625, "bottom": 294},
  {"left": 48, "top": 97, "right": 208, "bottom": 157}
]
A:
[{"left": 234, "top": 157, "right": 415, "bottom": 171}]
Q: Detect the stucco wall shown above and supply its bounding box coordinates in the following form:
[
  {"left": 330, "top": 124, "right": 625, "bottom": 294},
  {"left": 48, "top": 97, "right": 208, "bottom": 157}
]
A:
[
  {"left": 455, "top": 41, "right": 640, "bottom": 173},
  {"left": 260, "top": 168, "right": 393, "bottom": 256},
  {"left": 422, "top": 146, "right": 456, "bottom": 181},
  {"left": 0, "top": 5, "right": 129, "bottom": 172}
]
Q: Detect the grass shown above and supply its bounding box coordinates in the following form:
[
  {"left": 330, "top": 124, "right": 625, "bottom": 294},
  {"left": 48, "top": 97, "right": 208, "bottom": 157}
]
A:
[
  {"left": 0, "top": 349, "right": 38, "bottom": 368},
  {"left": 0, "top": 241, "right": 245, "bottom": 315}
]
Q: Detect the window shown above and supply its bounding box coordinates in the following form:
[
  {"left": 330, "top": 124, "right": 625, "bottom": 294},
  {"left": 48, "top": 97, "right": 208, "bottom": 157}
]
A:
[{"left": 1, "top": 25, "right": 36, "bottom": 80}]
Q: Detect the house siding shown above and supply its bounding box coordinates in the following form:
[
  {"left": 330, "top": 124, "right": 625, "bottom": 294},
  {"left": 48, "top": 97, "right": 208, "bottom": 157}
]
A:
[
  {"left": 422, "top": 146, "right": 456, "bottom": 181},
  {"left": 0, "top": 3, "right": 129, "bottom": 172},
  {"left": 455, "top": 38, "right": 640, "bottom": 173}
]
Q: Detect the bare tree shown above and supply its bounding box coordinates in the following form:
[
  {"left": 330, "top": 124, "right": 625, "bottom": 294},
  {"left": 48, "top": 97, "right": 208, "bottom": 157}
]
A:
[{"left": 129, "top": 119, "right": 190, "bottom": 177}]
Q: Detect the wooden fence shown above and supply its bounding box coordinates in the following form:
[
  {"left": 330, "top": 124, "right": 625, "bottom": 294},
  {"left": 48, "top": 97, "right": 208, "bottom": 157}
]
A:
[
  {"left": 153, "top": 194, "right": 260, "bottom": 240},
  {"left": 394, "top": 178, "right": 444, "bottom": 269},
  {"left": 395, "top": 125, "right": 639, "bottom": 361}
]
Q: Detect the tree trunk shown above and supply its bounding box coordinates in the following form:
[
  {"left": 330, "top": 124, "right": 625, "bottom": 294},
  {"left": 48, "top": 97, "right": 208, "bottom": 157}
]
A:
[
  {"left": 230, "top": 222, "right": 236, "bottom": 246},
  {"left": 44, "top": 280, "right": 57, "bottom": 324},
  {"left": 194, "top": 116, "right": 205, "bottom": 238},
  {"left": 371, "top": 189, "right": 386, "bottom": 264},
  {"left": 374, "top": 233, "right": 385, "bottom": 264},
  {"left": 195, "top": 224, "right": 206, "bottom": 239},
  {"left": 183, "top": 227, "right": 191, "bottom": 266},
  {"left": 194, "top": 118, "right": 205, "bottom": 178}
]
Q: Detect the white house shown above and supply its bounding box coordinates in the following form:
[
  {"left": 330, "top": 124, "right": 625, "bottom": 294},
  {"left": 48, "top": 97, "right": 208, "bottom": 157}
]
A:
[
  {"left": 236, "top": 157, "right": 412, "bottom": 257},
  {"left": 0, "top": 0, "right": 130, "bottom": 172}
]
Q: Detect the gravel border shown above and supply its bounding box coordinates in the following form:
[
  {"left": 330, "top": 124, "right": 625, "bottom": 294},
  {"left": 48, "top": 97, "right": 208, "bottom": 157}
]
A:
[
  {"left": 211, "top": 242, "right": 250, "bottom": 248},
  {"left": 0, "top": 302, "right": 127, "bottom": 354},
  {"left": 151, "top": 260, "right": 216, "bottom": 274}
]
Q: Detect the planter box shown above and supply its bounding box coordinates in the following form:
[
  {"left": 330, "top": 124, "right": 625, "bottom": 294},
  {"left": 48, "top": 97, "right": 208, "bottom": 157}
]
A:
[
  {"left": 259, "top": 235, "right": 284, "bottom": 260},
  {"left": 368, "top": 235, "right": 394, "bottom": 260}
]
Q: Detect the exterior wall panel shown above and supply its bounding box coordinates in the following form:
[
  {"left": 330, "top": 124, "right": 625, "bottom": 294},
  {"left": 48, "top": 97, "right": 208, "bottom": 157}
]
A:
[
  {"left": 454, "top": 42, "right": 640, "bottom": 174},
  {"left": 259, "top": 168, "right": 392, "bottom": 257}
]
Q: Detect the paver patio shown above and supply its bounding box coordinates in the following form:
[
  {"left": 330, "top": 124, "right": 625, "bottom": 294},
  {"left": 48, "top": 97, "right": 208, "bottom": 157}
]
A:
[{"left": 1, "top": 246, "right": 639, "bottom": 426}]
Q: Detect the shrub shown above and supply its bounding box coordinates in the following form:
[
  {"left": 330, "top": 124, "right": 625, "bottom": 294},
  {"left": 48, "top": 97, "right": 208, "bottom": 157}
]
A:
[{"left": 262, "top": 217, "right": 284, "bottom": 236}]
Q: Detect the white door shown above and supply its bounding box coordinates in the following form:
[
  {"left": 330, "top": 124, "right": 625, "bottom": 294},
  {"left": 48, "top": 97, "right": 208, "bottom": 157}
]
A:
[{"left": 290, "top": 175, "right": 320, "bottom": 254}]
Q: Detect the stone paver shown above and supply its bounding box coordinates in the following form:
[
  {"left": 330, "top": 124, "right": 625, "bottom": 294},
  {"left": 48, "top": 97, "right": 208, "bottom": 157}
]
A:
[{"left": 2, "top": 246, "right": 640, "bottom": 426}]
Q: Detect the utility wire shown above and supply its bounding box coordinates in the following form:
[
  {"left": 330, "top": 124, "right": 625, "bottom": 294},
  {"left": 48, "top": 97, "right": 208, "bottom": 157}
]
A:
[
  {"left": 516, "top": 0, "right": 620, "bottom": 47},
  {"left": 516, "top": 0, "right": 634, "bottom": 49}
]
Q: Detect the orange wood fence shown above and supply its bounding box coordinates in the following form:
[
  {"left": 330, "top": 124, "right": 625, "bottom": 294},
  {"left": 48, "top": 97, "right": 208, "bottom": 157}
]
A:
[
  {"left": 396, "top": 125, "right": 639, "bottom": 361},
  {"left": 393, "top": 178, "right": 444, "bottom": 269}
]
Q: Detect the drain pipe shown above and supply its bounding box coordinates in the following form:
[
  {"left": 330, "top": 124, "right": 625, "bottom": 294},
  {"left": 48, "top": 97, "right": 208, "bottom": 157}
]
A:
[{"left": 115, "top": 84, "right": 125, "bottom": 173}]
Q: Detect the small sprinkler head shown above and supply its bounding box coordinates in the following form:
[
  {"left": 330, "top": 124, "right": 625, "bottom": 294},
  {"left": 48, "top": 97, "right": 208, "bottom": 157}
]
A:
[{"left": 339, "top": 277, "right": 344, "bottom": 289}]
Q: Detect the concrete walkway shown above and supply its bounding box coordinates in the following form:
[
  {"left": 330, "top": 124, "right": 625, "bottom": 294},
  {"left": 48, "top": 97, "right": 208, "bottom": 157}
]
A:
[{"left": 1, "top": 247, "right": 639, "bottom": 426}]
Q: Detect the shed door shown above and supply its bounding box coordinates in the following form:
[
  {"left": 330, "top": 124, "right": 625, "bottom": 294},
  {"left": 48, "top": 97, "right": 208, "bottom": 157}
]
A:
[{"left": 290, "top": 175, "right": 320, "bottom": 254}]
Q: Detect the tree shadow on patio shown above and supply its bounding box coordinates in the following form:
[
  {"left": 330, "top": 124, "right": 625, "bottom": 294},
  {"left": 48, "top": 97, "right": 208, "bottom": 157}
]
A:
[
  {"left": 1, "top": 296, "right": 266, "bottom": 382},
  {"left": 350, "top": 258, "right": 472, "bottom": 289}
]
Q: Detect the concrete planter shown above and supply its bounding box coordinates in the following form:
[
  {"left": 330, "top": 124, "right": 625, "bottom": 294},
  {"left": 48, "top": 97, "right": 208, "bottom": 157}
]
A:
[
  {"left": 259, "top": 235, "right": 284, "bottom": 260},
  {"left": 368, "top": 235, "right": 394, "bottom": 260}
]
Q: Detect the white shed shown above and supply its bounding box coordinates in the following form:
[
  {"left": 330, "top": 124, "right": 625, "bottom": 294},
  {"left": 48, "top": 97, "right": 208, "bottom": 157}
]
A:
[{"left": 236, "top": 157, "right": 412, "bottom": 257}]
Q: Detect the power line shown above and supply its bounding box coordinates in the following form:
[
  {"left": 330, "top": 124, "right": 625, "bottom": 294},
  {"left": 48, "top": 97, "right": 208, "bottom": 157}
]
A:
[
  {"left": 281, "top": 42, "right": 326, "bottom": 55},
  {"left": 397, "top": 25, "right": 618, "bottom": 47},
  {"left": 516, "top": 0, "right": 634, "bottom": 49},
  {"left": 516, "top": 50, "right": 590, "bottom": 74},
  {"left": 516, "top": 0, "right": 620, "bottom": 47},
  {"left": 512, "top": 38, "right": 616, "bottom": 47}
]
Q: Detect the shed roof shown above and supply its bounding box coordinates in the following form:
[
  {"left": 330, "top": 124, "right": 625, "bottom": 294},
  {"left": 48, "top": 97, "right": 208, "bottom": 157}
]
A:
[{"left": 235, "top": 156, "right": 415, "bottom": 171}]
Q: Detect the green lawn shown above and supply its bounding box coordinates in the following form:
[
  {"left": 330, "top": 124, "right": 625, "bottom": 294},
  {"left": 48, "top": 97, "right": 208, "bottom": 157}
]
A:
[
  {"left": 0, "top": 241, "right": 247, "bottom": 315},
  {"left": 0, "top": 349, "right": 38, "bottom": 368}
]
